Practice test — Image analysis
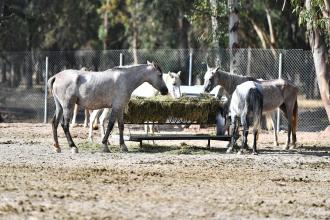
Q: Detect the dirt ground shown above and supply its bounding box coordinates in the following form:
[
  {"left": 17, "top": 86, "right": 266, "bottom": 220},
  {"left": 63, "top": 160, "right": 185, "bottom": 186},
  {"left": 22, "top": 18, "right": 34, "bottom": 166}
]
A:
[{"left": 0, "top": 123, "right": 329, "bottom": 219}]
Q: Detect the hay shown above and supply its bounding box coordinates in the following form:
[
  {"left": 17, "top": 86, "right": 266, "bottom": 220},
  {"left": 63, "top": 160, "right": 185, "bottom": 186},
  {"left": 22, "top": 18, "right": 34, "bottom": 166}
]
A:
[{"left": 124, "top": 95, "right": 224, "bottom": 124}]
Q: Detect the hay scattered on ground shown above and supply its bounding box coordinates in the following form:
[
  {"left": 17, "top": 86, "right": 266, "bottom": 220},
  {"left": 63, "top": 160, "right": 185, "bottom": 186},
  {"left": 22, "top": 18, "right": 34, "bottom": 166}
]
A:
[{"left": 124, "top": 95, "right": 224, "bottom": 124}]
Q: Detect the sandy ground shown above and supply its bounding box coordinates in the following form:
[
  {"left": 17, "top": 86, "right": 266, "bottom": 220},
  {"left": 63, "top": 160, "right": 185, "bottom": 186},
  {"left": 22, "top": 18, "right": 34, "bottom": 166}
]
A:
[{"left": 0, "top": 123, "right": 329, "bottom": 219}]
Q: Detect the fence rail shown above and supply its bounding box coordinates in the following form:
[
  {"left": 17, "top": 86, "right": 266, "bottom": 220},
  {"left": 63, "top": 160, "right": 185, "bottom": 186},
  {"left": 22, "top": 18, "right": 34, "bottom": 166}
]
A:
[{"left": 0, "top": 49, "right": 327, "bottom": 131}]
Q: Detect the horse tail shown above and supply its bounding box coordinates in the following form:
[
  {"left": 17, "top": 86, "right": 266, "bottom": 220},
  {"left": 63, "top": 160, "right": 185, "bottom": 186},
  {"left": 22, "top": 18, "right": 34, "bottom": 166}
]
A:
[
  {"left": 47, "top": 76, "right": 56, "bottom": 95},
  {"left": 246, "top": 88, "right": 263, "bottom": 130}
]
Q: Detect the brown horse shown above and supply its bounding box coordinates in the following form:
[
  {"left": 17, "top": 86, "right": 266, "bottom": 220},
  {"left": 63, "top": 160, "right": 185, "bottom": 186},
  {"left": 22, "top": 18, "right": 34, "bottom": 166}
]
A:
[{"left": 203, "top": 66, "right": 298, "bottom": 149}]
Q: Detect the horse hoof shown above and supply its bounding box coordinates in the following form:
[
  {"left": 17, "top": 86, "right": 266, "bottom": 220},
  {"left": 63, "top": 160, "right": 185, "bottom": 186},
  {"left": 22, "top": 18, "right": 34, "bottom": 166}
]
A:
[
  {"left": 101, "top": 144, "right": 110, "bottom": 153},
  {"left": 252, "top": 151, "right": 258, "bottom": 155},
  {"left": 71, "top": 147, "right": 78, "bottom": 154},
  {"left": 121, "top": 144, "right": 128, "bottom": 152},
  {"left": 226, "top": 148, "right": 233, "bottom": 154},
  {"left": 54, "top": 147, "right": 61, "bottom": 153},
  {"left": 283, "top": 145, "right": 290, "bottom": 150},
  {"left": 274, "top": 142, "right": 279, "bottom": 147}
]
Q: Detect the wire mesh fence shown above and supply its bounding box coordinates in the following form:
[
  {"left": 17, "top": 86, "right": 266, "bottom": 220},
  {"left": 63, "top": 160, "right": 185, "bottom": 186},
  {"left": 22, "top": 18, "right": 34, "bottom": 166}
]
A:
[{"left": 0, "top": 49, "right": 327, "bottom": 131}]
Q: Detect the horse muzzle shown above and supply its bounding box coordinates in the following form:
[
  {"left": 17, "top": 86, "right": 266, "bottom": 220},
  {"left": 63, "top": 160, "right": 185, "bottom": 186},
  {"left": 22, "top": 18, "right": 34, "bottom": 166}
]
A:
[
  {"left": 160, "top": 87, "right": 169, "bottom": 95},
  {"left": 203, "top": 83, "right": 212, "bottom": 93}
]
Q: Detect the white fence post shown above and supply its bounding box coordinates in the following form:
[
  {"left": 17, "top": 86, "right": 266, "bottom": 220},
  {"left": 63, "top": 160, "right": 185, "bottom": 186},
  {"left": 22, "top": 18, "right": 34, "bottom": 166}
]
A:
[
  {"left": 277, "top": 53, "right": 283, "bottom": 132},
  {"left": 119, "top": 53, "right": 123, "bottom": 66},
  {"left": 44, "top": 56, "right": 49, "bottom": 123},
  {"left": 188, "top": 51, "right": 193, "bottom": 86}
]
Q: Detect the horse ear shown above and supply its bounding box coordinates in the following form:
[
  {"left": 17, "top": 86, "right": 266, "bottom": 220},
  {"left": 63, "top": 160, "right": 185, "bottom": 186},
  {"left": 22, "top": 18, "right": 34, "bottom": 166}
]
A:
[
  {"left": 177, "top": 71, "right": 181, "bottom": 76},
  {"left": 206, "top": 63, "right": 210, "bottom": 70},
  {"left": 215, "top": 66, "right": 220, "bottom": 72},
  {"left": 147, "top": 60, "right": 152, "bottom": 65}
]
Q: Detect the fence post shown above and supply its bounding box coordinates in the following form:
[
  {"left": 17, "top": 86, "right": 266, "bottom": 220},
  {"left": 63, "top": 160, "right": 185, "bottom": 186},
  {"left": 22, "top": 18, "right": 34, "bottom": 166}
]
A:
[
  {"left": 119, "top": 53, "right": 123, "bottom": 66},
  {"left": 188, "top": 51, "right": 193, "bottom": 86},
  {"left": 44, "top": 56, "right": 48, "bottom": 123},
  {"left": 277, "top": 53, "right": 282, "bottom": 132}
]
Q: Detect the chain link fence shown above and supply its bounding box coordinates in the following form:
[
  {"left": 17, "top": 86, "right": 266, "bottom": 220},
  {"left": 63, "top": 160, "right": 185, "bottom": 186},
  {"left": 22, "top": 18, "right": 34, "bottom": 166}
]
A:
[{"left": 0, "top": 49, "right": 327, "bottom": 131}]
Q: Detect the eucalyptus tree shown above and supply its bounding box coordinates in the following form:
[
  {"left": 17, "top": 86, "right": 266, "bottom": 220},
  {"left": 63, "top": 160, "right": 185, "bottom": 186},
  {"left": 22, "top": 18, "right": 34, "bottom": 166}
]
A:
[{"left": 291, "top": 0, "right": 330, "bottom": 131}]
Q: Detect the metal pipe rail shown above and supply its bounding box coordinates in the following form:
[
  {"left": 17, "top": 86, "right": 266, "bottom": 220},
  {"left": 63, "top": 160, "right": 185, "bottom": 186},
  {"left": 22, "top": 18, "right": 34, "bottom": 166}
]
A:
[{"left": 128, "top": 134, "right": 231, "bottom": 148}]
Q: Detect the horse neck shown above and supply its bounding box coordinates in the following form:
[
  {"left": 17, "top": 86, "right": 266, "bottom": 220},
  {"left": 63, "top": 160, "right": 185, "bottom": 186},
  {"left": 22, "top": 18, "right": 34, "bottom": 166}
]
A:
[
  {"left": 217, "top": 71, "right": 236, "bottom": 95},
  {"left": 217, "top": 71, "right": 252, "bottom": 95},
  {"left": 124, "top": 66, "right": 151, "bottom": 94}
]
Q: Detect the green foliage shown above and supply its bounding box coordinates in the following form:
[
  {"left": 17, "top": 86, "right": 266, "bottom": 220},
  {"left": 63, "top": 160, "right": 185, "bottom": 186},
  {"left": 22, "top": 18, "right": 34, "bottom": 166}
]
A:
[
  {"left": 291, "top": 0, "right": 330, "bottom": 47},
  {"left": 0, "top": 0, "right": 321, "bottom": 51}
]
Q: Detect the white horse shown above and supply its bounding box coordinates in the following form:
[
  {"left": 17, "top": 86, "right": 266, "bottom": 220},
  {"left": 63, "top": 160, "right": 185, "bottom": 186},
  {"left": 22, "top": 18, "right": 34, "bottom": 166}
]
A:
[
  {"left": 87, "top": 71, "right": 182, "bottom": 142},
  {"left": 48, "top": 61, "right": 168, "bottom": 153},
  {"left": 228, "top": 81, "right": 263, "bottom": 155}
]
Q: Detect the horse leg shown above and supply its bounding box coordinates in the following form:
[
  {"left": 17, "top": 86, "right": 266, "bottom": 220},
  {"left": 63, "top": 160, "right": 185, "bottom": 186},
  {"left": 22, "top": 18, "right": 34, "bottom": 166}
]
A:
[
  {"left": 227, "top": 117, "right": 238, "bottom": 153},
  {"left": 239, "top": 116, "right": 249, "bottom": 155},
  {"left": 271, "top": 112, "right": 279, "bottom": 146},
  {"left": 291, "top": 100, "right": 298, "bottom": 148},
  {"left": 70, "top": 104, "right": 78, "bottom": 128},
  {"left": 285, "top": 111, "right": 293, "bottom": 150},
  {"left": 51, "top": 97, "right": 63, "bottom": 153},
  {"left": 280, "top": 103, "right": 295, "bottom": 150},
  {"left": 252, "top": 128, "right": 258, "bottom": 155},
  {"left": 117, "top": 110, "right": 128, "bottom": 152},
  {"left": 101, "top": 108, "right": 118, "bottom": 153},
  {"left": 100, "top": 108, "right": 110, "bottom": 142},
  {"left": 83, "top": 108, "right": 89, "bottom": 127},
  {"left": 88, "top": 109, "right": 100, "bottom": 143},
  {"left": 61, "top": 105, "right": 78, "bottom": 153}
]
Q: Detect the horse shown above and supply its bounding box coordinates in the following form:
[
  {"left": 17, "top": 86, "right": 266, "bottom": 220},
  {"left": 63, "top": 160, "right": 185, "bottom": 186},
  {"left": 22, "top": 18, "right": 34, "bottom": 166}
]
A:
[
  {"left": 228, "top": 81, "right": 263, "bottom": 155},
  {"left": 70, "top": 67, "right": 97, "bottom": 128},
  {"left": 203, "top": 66, "right": 298, "bottom": 149},
  {"left": 48, "top": 61, "right": 168, "bottom": 153},
  {"left": 87, "top": 71, "right": 182, "bottom": 143}
]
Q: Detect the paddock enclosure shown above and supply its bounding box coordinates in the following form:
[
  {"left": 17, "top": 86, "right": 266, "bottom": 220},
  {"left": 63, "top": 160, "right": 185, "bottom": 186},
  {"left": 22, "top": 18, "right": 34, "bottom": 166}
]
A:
[
  {"left": 0, "top": 49, "right": 329, "bottom": 219},
  {"left": 0, "top": 123, "right": 329, "bottom": 219}
]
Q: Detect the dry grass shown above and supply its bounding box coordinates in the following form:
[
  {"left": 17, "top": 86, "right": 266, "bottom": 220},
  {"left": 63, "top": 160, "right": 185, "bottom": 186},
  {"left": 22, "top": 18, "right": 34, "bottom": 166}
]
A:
[{"left": 298, "top": 99, "right": 323, "bottom": 109}]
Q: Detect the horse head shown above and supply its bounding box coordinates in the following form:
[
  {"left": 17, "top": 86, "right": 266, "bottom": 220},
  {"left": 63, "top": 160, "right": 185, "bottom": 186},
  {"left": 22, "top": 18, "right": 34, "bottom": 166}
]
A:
[
  {"left": 146, "top": 61, "right": 168, "bottom": 95},
  {"left": 203, "top": 65, "right": 220, "bottom": 93},
  {"left": 165, "top": 71, "right": 182, "bottom": 98}
]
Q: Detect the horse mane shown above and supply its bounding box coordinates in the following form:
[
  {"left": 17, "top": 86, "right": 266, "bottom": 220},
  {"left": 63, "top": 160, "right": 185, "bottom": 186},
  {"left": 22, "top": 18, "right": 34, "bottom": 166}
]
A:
[
  {"left": 112, "top": 64, "right": 145, "bottom": 69},
  {"left": 217, "top": 69, "right": 257, "bottom": 94},
  {"left": 112, "top": 63, "right": 163, "bottom": 73}
]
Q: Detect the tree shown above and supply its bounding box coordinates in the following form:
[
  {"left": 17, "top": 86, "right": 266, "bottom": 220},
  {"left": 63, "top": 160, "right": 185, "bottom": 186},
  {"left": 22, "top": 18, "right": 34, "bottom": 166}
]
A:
[{"left": 291, "top": 0, "right": 330, "bottom": 132}]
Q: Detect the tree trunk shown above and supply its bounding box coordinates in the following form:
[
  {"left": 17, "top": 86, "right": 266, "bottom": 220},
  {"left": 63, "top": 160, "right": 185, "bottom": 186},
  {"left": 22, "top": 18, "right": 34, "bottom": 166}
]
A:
[
  {"left": 0, "top": 0, "right": 4, "bottom": 17},
  {"left": 132, "top": 20, "right": 139, "bottom": 64},
  {"left": 1, "top": 61, "right": 6, "bottom": 83},
  {"left": 265, "top": 8, "right": 276, "bottom": 48},
  {"left": 306, "top": 0, "right": 330, "bottom": 131},
  {"left": 178, "top": 11, "right": 189, "bottom": 49},
  {"left": 228, "top": 0, "right": 240, "bottom": 74},
  {"left": 210, "top": 0, "right": 219, "bottom": 49},
  {"left": 102, "top": 0, "right": 109, "bottom": 50},
  {"left": 210, "top": 0, "right": 221, "bottom": 67}
]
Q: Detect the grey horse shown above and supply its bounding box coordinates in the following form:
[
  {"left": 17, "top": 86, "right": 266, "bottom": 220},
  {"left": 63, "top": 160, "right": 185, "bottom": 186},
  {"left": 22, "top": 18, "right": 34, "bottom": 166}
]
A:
[
  {"left": 203, "top": 66, "right": 298, "bottom": 149},
  {"left": 48, "top": 61, "right": 168, "bottom": 153}
]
